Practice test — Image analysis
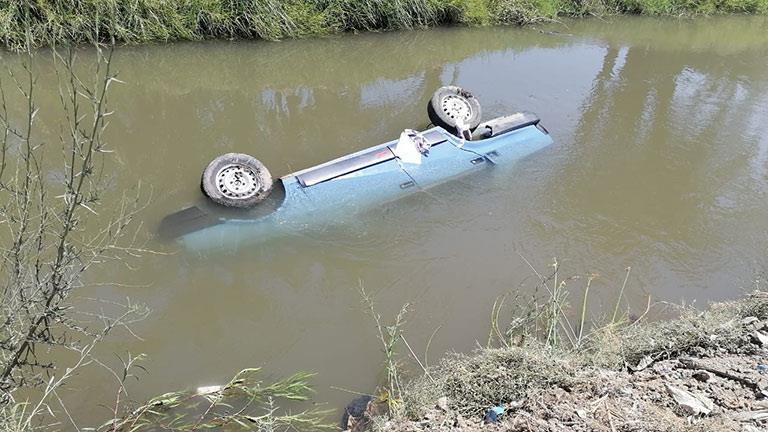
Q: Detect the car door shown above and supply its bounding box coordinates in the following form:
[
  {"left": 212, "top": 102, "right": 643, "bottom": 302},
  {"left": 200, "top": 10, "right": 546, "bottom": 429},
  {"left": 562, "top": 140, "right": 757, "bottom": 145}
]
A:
[
  {"left": 301, "top": 155, "right": 417, "bottom": 212},
  {"left": 399, "top": 139, "right": 488, "bottom": 190}
]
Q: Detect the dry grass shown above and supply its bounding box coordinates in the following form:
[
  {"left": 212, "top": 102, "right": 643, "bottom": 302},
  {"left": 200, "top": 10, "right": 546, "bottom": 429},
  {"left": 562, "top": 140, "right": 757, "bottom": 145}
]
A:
[
  {"left": 393, "top": 289, "right": 768, "bottom": 421},
  {"left": 401, "top": 344, "right": 577, "bottom": 417},
  {"left": 587, "top": 294, "right": 767, "bottom": 370}
]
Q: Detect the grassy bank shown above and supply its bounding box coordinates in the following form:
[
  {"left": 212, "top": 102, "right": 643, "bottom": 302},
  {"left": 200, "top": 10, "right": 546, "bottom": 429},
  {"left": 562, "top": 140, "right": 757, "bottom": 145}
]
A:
[
  {"left": 365, "top": 289, "right": 768, "bottom": 431},
  {"left": 2, "top": 0, "right": 768, "bottom": 51}
]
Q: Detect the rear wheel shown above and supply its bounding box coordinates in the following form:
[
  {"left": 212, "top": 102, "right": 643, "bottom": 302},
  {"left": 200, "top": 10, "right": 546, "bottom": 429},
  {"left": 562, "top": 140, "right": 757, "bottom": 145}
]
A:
[
  {"left": 427, "top": 86, "right": 482, "bottom": 133},
  {"left": 201, "top": 153, "right": 272, "bottom": 208}
]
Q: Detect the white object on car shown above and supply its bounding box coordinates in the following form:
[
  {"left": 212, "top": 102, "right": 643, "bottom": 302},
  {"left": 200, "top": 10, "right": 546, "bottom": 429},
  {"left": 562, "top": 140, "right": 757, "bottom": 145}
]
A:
[
  {"left": 393, "top": 129, "right": 428, "bottom": 165},
  {"left": 455, "top": 117, "right": 471, "bottom": 146}
]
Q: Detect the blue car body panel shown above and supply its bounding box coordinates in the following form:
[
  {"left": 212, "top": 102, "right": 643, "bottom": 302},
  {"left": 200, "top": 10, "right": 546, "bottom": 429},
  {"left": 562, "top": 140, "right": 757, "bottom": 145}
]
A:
[
  {"left": 173, "top": 118, "right": 553, "bottom": 251},
  {"left": 301, "top": 158, "right": 414, "bottom": 209}
]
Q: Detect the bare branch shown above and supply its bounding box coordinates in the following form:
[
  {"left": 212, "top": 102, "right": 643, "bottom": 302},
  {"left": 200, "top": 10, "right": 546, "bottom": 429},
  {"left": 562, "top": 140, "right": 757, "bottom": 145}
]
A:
[{"left": 0, "top": 42, "right": 150, "bottom": 429}]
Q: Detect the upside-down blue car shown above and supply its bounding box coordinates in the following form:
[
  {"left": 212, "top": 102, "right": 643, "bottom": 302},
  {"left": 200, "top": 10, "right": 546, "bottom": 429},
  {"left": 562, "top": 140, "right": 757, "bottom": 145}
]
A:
[{"left": 159, "top": 86, "right": 553, "bottom": 251}]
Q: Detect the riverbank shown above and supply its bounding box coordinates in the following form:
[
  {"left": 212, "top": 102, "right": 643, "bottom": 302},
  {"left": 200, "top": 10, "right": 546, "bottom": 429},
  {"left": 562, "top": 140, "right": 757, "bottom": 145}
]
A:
[
  {"left": 2, "top": 0, "right": 767, "bottom": 51},
  {"left": 348, "top": 290, "right": 768, "bottom": 431}
]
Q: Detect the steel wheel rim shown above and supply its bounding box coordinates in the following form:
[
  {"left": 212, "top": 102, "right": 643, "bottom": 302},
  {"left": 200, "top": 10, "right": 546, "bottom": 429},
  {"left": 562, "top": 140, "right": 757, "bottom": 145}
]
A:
[
  {"left": 441, "top": 94, "right": 472, "bottom": 121},
  {"left": 216, "top": 164, "right": 260, "bottom": 199}
]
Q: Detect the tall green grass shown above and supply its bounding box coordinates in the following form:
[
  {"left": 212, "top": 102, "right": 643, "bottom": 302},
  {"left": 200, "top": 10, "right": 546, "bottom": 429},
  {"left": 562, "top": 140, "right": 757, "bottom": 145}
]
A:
[{"left": 1, "top": 0, "right": 766, "bottom": 51}]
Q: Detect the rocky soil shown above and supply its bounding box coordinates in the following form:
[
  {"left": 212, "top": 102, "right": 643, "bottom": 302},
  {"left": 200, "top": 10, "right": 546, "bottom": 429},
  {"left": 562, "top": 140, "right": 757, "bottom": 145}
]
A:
[{"left": 347, "top": 293, "right": 768, "bottom": 432}]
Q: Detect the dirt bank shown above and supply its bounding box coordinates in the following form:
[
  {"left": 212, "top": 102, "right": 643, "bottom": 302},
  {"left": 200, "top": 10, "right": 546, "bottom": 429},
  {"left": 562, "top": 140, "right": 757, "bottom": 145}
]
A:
[{"left": 356, "top": 291, "right": 768, "bottom": 431}]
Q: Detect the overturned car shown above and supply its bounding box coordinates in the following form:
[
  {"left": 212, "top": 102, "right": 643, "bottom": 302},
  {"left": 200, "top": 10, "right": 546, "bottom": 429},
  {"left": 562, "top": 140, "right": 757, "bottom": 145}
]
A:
[{"left": 159, "top": 86, "right": 553, "bottom": 251}]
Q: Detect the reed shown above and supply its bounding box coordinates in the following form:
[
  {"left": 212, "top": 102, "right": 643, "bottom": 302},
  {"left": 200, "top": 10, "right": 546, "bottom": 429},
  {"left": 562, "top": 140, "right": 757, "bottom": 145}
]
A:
[
  {"left": 359, "top": 283, "right": 410, "bottom": 414},
  {"left": 2, "top": 0, "right": 766, "bottom": 52}
]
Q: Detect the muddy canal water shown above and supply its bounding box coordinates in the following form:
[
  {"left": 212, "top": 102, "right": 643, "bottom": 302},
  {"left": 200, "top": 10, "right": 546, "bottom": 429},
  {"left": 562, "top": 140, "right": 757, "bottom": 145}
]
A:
[{"left": 3, "top": 16, "right": 768, "bottom": 425}]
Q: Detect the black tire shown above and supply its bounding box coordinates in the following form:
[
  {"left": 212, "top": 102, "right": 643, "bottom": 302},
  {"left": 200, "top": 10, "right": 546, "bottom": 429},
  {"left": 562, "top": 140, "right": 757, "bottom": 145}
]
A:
[
  {"left": 427, "top": 85, "right": 482, "bottom": 133},
  {"left": 201, "top": 153, "right": 272, "bottom": 208}
]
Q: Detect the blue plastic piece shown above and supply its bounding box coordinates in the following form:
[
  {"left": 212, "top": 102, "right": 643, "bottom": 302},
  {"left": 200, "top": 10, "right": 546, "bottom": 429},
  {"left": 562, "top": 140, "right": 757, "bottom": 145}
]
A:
[
  {"left": 484, "top": 405, "right": 505, "bottom": 423},
  {"left": 484, "top": 410, "right": 499, "bottom": 423},
  {"left": 176, "top": 120, "right": 553, "bottom": 251}
]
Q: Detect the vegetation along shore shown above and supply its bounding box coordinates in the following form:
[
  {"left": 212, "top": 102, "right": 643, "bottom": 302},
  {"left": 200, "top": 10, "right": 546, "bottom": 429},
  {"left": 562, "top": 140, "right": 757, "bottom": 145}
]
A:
[
  {"left": 352, "top": 286, "right": 768, "bottom": 432},
  {"left": 2, "top": 0, "right": 768, "bottom": 51}
]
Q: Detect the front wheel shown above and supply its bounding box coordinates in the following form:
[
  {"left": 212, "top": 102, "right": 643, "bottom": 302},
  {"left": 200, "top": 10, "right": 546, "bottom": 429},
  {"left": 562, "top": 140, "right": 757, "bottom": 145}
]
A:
[{"left": 201, "top": 153, "right": 272, "bottom": 208}]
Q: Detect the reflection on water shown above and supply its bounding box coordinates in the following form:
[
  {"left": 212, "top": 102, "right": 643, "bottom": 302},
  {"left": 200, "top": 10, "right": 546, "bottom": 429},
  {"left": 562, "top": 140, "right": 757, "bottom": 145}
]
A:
[{"left": 1, "top": 15, "right": 767, "bottom": 427}]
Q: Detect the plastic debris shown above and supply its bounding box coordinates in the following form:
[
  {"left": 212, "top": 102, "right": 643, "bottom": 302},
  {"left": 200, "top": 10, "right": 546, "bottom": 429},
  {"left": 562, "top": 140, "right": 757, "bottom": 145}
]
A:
[
  {"left": 757, "top": 364, "right": 768, "bottom": 374},
  {"left": 196, "top": 385, "right": 223, "bottom": 395},
  {"left": 483, "top": 405, "right": 505, "bottom": 423}
]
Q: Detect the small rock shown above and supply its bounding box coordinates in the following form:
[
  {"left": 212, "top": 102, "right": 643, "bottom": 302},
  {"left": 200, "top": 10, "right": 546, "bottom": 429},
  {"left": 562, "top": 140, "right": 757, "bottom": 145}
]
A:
[
  {"left": 666, "top": 383, "right": 714, "bottom": 416},
  {"left": 752, "top": 331, "right": 768, "bottom": 346},
  {"left": 436, "top": 396, "right": 449, "bottom": 412},
  {"left": 743, "top": 316, "right": 759, "bottom": 326},
  {"left": 693, "top": 371, "right": 711, "bottom": 382},
  {"left": 575, "top": 409, "right": 587, "bottom": 419},
  {"left": 631, "top": 356, "right": 654, "bottom": 372},
  {"left": 732, "top": 409, "right": 768, "bottom": 422}
]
